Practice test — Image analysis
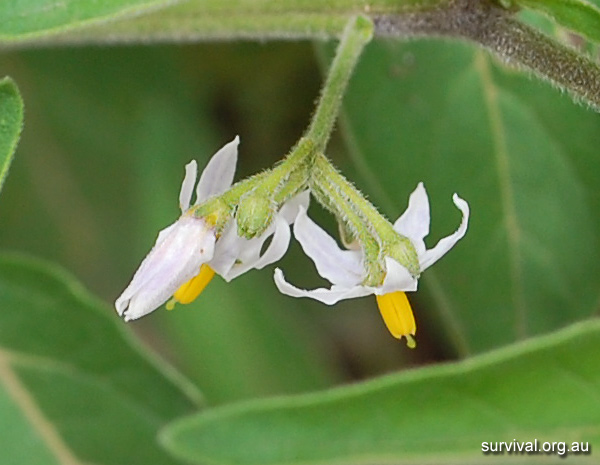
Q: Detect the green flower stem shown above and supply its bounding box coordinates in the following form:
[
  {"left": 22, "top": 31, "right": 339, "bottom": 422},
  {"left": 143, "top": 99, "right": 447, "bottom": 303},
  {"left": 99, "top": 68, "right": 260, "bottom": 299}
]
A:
[
  {"left": 216, "top": 172, "right": 268, "bottom": 206},
  {"left": 254, "top": 137, "right": 314, "bottom": 203},
  {"left": 272, "top": 165, "right": 309, "bottom": 205},
  {"left": 312, "top": 154, "right": 420, "bottom": 277},
  {"left": 305, "top": 15, "right": 373, "bottom": 152},
  {"left": 314, "top": 154, "right": 393, "bottom": 239},
  {"left": 310, "top": 160, "right": 386, "bottom": 287}
]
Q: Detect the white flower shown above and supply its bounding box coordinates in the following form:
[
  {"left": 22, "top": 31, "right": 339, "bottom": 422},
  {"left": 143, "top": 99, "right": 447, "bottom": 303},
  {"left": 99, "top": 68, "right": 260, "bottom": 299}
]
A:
[
  {"left": 116, "top": 136, "right": 308, "bottom": 321},
  {"left": 274, "top": 183, "right": 469, "bottom": 345},
  {"left": 115, "top": 215, "right": 217, "bottom": 321}
]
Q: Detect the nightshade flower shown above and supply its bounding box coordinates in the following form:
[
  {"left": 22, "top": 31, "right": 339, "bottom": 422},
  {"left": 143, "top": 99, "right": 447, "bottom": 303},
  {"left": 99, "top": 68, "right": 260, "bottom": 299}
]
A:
[
  {"left": 274, "top": 183, "right": 469, "bottom": 346},
  {"left": 116, "top": 136, "right": 307, "bottom": 321}
]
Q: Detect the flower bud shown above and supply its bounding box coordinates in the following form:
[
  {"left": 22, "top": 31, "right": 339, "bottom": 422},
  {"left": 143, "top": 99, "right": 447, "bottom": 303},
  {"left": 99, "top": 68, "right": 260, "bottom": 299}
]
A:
[{"left": 236, "top": 192, "right": 274, "bottom": 239}]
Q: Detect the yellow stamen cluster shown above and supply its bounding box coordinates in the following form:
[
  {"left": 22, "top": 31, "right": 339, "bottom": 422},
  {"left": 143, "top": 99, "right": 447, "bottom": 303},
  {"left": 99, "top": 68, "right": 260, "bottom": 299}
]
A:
[
  {"left": 166, "top": 264, "right": 216, "bottom": 310},
  {"left": 375, "top": 291, "right": 417, "bottom": 348}
]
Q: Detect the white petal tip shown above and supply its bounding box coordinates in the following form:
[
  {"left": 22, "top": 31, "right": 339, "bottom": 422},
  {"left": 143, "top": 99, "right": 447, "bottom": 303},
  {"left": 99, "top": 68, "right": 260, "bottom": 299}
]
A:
[
  {"left": 273, "top": 267, "right": 284, "bottom": 280},
  {"left": 452, "top": 194, "right": 470, "bottom": 217},
  {"left": 180, "top": 160, "right": 199, "bottom": 211},
  {"left": 114, "top": 296, "right": 127, "bottom": 316}
]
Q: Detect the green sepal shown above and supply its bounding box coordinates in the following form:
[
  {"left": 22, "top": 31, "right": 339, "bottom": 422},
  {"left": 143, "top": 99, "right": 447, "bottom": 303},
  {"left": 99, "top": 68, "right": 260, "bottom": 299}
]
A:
[
  {"left": 236, "top": 193, "right": 275, "bottom": 239},
  {"left": 384, "top": 235, "right": 420, "bottom": 278}
]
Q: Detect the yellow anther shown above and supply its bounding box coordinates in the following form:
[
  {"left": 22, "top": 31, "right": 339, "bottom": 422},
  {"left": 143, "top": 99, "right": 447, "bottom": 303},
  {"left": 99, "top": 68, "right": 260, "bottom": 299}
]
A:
[
  {"left": 375, "top": 291, "right": 417, "bottom": 348},
  {"left": 167, "top": 264, "right": 216, "bottom": 310}
]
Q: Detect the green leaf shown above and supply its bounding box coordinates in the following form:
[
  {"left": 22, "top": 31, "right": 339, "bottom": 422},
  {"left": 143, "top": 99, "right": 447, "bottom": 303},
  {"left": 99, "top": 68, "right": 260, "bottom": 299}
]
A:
[
  {"left": 333, "top": 39, "right": 600, "bottom": 355},
  {"left": 0, "top": 254, "right": 201, "bottom": 465},
  {"left": 0, "top": 0, "right": 186, "bottom": 40},
  {"left": 0, "top": 77, "right": 23, "bottom": 195},
  {"left": 511, "top": 0, "right": 600, "bottom": 43},
  {"left": 0, "top": 380, "right": 61, "bottom": 465},
  {"left": 162, "top": 319, "right": 600, "bottom": 465},
  {"left": 0, "top": 0, "right": 443, "bottom": 44}
]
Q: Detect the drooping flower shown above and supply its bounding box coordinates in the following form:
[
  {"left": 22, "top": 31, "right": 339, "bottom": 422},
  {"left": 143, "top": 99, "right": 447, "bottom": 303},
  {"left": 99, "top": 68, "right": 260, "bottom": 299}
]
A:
[
  {"left": 274, "top": 183, "right": 469, "bottom": 346},
  {"left": 116, "top": 136, "right": 308, "bottom": 321}
]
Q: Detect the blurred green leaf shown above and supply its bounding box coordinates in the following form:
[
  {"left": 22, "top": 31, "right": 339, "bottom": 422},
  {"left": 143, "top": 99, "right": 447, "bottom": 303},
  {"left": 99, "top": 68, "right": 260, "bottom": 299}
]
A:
[
  {"left": 0, "top": 381, "right": 60, "bottom": 465},
  {"left": 159, "top": 273, "right": 339, "bottom": 404},
  {"left": 0, "top": 0, "right": 185, "bottom": 40},
  {"left": 0, "top": 254, "right": 201, "bottom": 465},
  {"left": 0, "top": 77, "right": 23, "bottom": 195},
  {"left": 334, "top": 40, "right": 600, "bottom": 355},
  {"left": 162, "top": 319, "right": 600, "bottom": 465},
  {"left": 512, "top": 0, "right": 600, "bottom": 43}
]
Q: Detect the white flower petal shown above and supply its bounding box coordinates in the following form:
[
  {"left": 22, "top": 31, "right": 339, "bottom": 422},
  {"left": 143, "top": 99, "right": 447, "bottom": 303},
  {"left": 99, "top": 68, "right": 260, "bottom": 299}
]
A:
[
  {"left": 116, "top": 221, "right": 178, "bottom": 303},
  {"left": 420, "top": 193, "right": 469, "bottom": 271},
  {"left": 208, "top": 221, "right": 240, "bottom": 277},
  {"left": 250, "top": 215, "right": 291, "bottom": 270},
  {"left": 195, "top": 136, "right": 239, "bottom": 203},
  {"left": 294, "top": 208, "right": 364, "bottom": 287},
  {"left": 221, "top": 234, "right": 263, "bottom": 281},
  {"left": 179, "top": 160, "right": 198, "bottom": 212},
  {"left": 393, "top": 182, "right": 429, "bottom": 256},
  {"left": 155, "top": 223, "right": 177, "bottom": 247},
  {"left": 377, "top": 257, "right": 418, "bottom": 294},
  {"left": 115, "top": 216, "right": 216, "bottom": 320},
  {"left": 219, "top": 214, "right": 289, "bottom": 281},
  {"left": 278, "top": 190, "right": 310, "bottom": 224},
  {"left": 274, "top": 268, "right": 371, "bottom": 305}
]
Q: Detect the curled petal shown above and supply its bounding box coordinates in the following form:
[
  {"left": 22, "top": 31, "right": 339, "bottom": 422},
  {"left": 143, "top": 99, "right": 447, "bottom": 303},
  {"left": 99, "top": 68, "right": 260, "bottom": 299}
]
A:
[
  {"left": 115, "top": 216, "right": 216, "bottom": 321},
  {"left": 393, "top": 182, "right": 429, "bottom": 256},
  {"left": 196, "top": 136, "right": 240, "bottom": 203},
  {"left": 179, "top": 160, "right": 198, "bottom": 212},
  {"left": 293, "top": 208, "right": 364, "bottom": 287},
  {"left": 274, "top": 268, "right": 371, "bottom": 305},
  {"left": 420, "top": 193, "right": 470, "bottom": 271}
]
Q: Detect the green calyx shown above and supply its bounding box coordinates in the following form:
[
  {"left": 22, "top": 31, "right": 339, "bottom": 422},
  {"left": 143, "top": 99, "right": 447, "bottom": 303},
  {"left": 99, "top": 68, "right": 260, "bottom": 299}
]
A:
[
  {"left": 192, "top": 197, "right": 232, "bottom": 233},
  {"left": 385, "top": 237, "right": 420, "bottom": 278},
  {"left": 236, "top": 193, "right": 274, "bottom": 239}
]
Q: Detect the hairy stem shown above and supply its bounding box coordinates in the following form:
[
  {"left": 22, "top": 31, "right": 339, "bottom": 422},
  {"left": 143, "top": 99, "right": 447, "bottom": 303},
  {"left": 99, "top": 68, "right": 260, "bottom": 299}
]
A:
[{"left": 306, "top": 15, "right": 373, "bottom": 151}]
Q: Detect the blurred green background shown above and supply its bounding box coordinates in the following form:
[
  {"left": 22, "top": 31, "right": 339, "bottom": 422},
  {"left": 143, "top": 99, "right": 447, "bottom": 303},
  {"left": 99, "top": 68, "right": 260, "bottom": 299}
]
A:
[
  {"left": 3, "top": 32, "right": 600, "bottom": 408},
  {"left": 2, "top": 5, "right": 600, "bottom": 464}
]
